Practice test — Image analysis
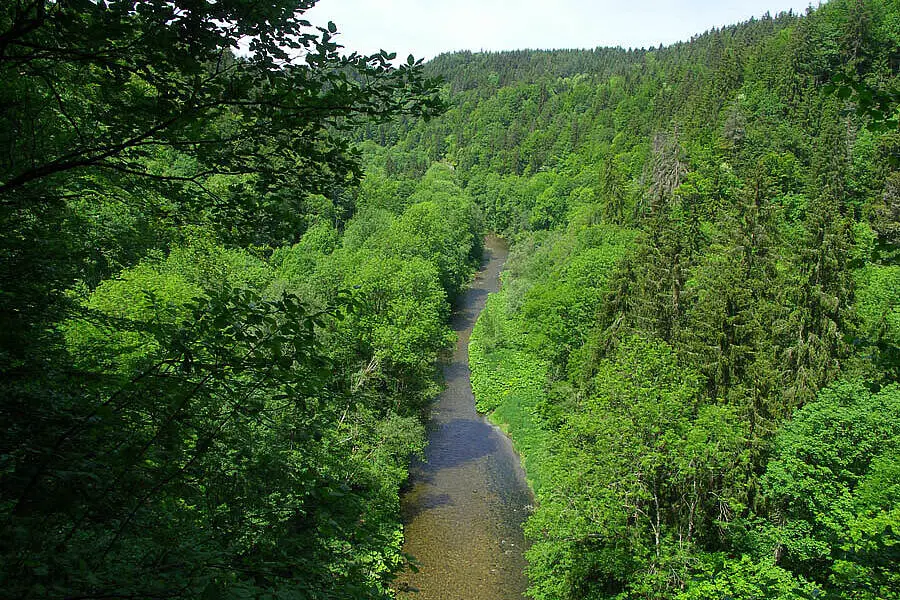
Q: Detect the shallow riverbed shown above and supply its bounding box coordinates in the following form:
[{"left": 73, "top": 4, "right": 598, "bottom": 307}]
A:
[{"left": 395, "top": 235, "right": 532, "bottom": 600}]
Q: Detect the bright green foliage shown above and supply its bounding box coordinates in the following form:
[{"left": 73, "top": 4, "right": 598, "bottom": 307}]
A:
[
  {"left": 435, "top": 1, "right": 900, "bottom": 598},
  {"left": 381, "top": 165, "right": 481, "bottom": 301},
  {"left": 468, "top": 221, "right": 634, "bottom": 489},
  {"left": 470, "top": 296, "right": 553, "bottom": 491},
  {"left": 526, "top": 337, "right": 749, "bottom": 600},
  {"left": 4, "top": 0, "right": 900, "bottom": 597},
  {"left": 676, "top": 557, "right": 817, "bottom": 600},
  {"left": 0, "top": 1, "right": 463, "bottom": 597},
  {"left": 761, "top": 381, "right": 900, "bottom": 599},
  {"left": 855, "top": 264, "right": 900, "bottom": 380}
]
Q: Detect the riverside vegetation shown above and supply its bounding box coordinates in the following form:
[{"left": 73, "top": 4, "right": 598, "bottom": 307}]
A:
[
  {"left": 1, "top": 2, "right": 474, "bottom": 597},
  {"left": 449, "top": 3, "right": 900, "bottom": 599},
  {"left": 1, "top": 0, "right": 899, "bottom": 599}
]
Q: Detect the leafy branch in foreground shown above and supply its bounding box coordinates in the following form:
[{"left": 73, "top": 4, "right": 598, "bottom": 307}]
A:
[{"left": 0, "top": 0, "right": 444, "bottom": 205}]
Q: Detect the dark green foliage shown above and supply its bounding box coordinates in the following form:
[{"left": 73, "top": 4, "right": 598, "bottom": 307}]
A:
[
  {"left": 0, "top": 1, "right": 475, "bottom": 598},
  {"left": 2, "top": 177, "right": 479, "bottom": 598},
  {"left": 0, "top": 0, "right": 443, "bottom": 204},
  {"left": 0, "top": 0, "right": 445, "bottom": 420},
  {"left": 4, "top": 0, "right": 900, "bottom": 597}
]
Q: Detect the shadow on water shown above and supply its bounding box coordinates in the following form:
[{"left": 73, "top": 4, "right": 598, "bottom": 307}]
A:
[
  {"left": 413, "top": 419, "right": 502, "bottom": 472},
  {"left": 401, "top": 492, "right": 454, "bottom": 521},
  {"left": 450, "top": 288, "right": 489, "bottom": 329},
  {"left": 442, "top": 360, "right": 470, "bottom": 382}
]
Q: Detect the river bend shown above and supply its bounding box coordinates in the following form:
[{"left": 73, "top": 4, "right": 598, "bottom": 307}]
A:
[{"left": 396, "top": 235, "right": 532, "bottom": 600}]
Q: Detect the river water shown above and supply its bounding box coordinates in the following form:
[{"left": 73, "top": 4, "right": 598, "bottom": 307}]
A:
[{"left": 395, "top": 235, "right": 532, "bottom": 600}]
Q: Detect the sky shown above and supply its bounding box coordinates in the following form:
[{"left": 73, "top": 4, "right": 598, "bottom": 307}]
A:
[{"left": 303, "top": 0, "right": 818, "bottom": 60}]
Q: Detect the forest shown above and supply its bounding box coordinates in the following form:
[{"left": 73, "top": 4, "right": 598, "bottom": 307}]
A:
[{"left": 1, "top": 0, "right": 898, "bottom": 599}]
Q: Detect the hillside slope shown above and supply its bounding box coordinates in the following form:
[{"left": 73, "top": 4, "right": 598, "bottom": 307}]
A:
[{"left": 371, "top": 1, "right": 900, "bottom": 598}]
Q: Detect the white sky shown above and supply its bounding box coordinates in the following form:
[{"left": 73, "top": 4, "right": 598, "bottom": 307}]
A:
[{"left": 303, "top": 0, "right": 818, "bottom": 60}]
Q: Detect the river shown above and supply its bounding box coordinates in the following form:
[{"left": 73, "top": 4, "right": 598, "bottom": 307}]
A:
[{"left": 395, "top": 235, "right": 532, "bottom": 600}]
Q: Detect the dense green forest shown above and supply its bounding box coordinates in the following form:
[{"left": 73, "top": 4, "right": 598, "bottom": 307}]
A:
[
  {"left": 2, "top": 0, "right": 899, "bottom": 599},
  {"left": 419, "top": 2, "right": 899, "bottom": 599},
  {"left": 0, "top": 1, "right": 476, "bottom": 598}
]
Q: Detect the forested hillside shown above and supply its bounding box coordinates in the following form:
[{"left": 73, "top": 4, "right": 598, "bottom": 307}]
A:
[
  {"left": 2, "top": 0, "right": 899, "bottom": 599},
  {"left": 368, "top": 1, "right": 900, "bottom": 598},
  {"left": 0, "top": 2, "right": 479, "bottom": 598}
]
